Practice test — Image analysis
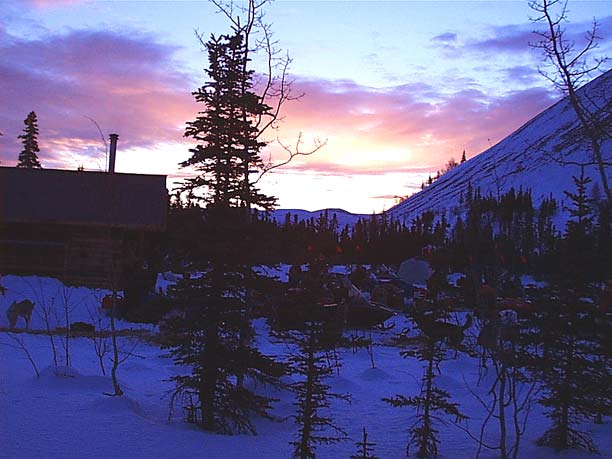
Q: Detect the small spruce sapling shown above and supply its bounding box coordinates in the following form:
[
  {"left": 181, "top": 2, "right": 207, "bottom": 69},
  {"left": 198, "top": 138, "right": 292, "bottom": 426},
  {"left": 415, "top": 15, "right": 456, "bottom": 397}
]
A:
[
  {"left": 351, "top": 427, "right": 379, "bottom": 459},
  {"left": 289, "top": 321, "right": 349, "bottom": 459},
  {"left": 384, "top": 310, "right": 467, "bottom": 458}
]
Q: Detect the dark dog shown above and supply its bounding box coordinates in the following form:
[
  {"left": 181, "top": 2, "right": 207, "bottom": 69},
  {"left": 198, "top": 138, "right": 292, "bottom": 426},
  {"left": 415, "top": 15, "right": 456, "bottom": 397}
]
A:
[{"left": 7, "top": 300, "right": 35, "bottom": 329}]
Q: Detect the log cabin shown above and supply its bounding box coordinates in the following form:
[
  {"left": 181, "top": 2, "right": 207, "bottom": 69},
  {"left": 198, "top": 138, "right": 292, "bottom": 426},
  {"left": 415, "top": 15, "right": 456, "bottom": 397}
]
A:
[{"left": 0, "top": 137, "right": 167, "bottom": 288}]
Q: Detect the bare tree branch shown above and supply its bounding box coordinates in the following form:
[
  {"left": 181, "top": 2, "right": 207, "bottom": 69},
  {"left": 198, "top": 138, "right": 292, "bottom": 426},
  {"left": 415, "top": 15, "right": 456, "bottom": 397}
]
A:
[
  {"left": 84, "top": 116, "right": 109, "bottom": 172},
  {"left": 6, "top": 333, "right": 40, "bottom": 377},
  {"left": 207, "top": 0, "right": 323, "bottom": 189},
  {"left": 252, "top": 133, "right": 327, "bottom": 186},
  {"left": 529, "top": 0, "right": 611, "bottom": 202}
]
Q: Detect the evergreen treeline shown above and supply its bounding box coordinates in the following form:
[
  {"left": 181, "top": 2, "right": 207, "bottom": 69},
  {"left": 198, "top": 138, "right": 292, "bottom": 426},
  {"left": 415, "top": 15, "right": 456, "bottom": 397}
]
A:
[
  {"left": 166, "top": 205, "right": 442, "bottom": 267},
  {"left": 167, "top": 181, "right": 611, "bottom": 286}
]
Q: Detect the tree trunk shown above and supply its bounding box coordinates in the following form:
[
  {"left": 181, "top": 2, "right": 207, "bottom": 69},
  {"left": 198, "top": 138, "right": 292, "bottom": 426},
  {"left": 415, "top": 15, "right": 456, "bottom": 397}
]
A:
[
  {"left": 540, "top": 0, "right": 611, "bottom": 203},
  {"left": 298, "top": 347, "right": 316, "bottom": 459},
  {"left": 418, "top": 342, "right": 435, "bottom": 458},
  {"left": 202, "top": 300, "right": 221, "bottom": 430},
  {"left": 566, "top": 86, "right": 611, "bottom": 203},
  {"left": 109, "top": 291, "right": 123, "bottom": 396},
  {"left": 498, "top": 364, "right": 508, "bottom": 459},
  {"left": 559, "top": 338, "right": 574, "bottom": 448}
]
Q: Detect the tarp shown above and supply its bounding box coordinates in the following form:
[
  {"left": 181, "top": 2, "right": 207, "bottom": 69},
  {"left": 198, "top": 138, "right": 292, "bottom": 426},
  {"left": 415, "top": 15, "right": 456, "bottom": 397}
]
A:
[{"left": 398, "top": 258, "right": 432, "bottom": 286}]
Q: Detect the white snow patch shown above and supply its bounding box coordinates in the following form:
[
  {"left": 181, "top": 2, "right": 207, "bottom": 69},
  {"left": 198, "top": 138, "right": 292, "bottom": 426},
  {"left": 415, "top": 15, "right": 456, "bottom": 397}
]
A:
[{"left": 1, "top": 276, "right": 610, "bottom": 458}]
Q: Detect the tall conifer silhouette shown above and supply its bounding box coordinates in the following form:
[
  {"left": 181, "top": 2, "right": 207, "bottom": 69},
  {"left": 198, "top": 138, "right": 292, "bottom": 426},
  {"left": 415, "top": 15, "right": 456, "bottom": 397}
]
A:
[{"left": 17, "top": 111, "right": 42, "bottom": 168}]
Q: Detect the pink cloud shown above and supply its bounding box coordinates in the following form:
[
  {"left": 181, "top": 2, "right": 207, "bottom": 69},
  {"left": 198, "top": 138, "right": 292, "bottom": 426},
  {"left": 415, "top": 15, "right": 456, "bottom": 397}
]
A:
[
  {"left": 274, "top": 159, "right": 436, "bottom": 177},
  {"left": 20, "top": 0, "right": 83, "bottom": 9},
  {"left": 269, "top": 77, "right": 557, "bottom": 176},
  {"left": 0, "top": 25, "right": 559, "bottom": 184},
  {"left": 0, "top": 28, "right": 197, "bottom": 167}
]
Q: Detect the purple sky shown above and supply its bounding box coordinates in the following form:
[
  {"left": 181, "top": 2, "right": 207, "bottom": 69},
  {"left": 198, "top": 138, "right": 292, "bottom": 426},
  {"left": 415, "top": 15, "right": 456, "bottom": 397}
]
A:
[{"left": 1, "top": 0, "right": 610, "bottom": 212}]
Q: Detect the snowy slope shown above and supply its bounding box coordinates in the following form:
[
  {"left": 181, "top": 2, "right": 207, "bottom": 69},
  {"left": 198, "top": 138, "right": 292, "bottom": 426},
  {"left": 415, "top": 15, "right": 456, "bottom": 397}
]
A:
[{"left": 388, "top": 70, "right": 612, "bottom": 226}]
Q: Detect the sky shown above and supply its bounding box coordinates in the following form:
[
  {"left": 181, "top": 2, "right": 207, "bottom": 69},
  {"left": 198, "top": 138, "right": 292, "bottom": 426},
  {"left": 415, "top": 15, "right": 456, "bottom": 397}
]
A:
[{"left": 0, "top": 0, "right": 611, "bottom": 213}]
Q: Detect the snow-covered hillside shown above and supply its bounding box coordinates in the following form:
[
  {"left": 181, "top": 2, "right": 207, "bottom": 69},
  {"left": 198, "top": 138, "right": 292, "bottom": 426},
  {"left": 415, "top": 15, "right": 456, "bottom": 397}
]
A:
[{"left": 388, "top": 70, "right": 612, "bottom": 226}]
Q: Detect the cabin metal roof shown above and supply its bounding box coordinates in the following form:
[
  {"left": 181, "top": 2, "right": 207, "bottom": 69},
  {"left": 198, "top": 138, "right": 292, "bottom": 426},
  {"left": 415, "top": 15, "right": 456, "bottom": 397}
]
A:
[{"left": 0, "top": 167, "right": 167, "bottom": 230}]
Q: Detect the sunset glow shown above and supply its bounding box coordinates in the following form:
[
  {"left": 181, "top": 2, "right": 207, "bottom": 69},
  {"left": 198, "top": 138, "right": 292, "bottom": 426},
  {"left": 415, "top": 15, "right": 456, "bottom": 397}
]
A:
[{"left": 1, "top": 0, "right": 610, "bottom": 212}]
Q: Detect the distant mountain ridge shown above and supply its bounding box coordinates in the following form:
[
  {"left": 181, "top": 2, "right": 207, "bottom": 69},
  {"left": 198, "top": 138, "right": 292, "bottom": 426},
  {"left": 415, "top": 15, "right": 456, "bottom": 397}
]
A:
[
  {"left": 387, "top": 69, "right": 612, "bottom": 227},
  {"left": 270, "top": 208, "right": 367, "bottom": 229}
]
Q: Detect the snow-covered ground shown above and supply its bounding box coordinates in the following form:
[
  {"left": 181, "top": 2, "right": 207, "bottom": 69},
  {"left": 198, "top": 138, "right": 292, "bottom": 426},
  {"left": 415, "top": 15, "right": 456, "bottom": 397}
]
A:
[
  {"left": 0, "top": 275, "right": 154, "bottom": 332},
  {"left": 1, "top": 275, "right": 610, "bottom": 459}
]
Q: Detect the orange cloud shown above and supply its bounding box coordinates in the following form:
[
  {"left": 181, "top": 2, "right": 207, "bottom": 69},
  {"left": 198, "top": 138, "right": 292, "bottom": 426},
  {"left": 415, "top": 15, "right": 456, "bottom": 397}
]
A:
[
  {"left": 0, "top": 25, "right": 559, "bottom": 212},
  {"left": 268, "top": 78, "right": 556, "bottom": 176}
]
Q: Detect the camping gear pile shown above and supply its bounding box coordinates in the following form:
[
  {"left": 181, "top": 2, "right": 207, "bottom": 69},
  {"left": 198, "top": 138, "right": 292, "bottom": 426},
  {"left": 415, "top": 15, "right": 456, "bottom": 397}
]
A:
[
  {"left": 272, "top": 264, "right": 396, "bottom": 330},
  {"left": 272, "top": 259, "right": 440, "bottom": 331}
]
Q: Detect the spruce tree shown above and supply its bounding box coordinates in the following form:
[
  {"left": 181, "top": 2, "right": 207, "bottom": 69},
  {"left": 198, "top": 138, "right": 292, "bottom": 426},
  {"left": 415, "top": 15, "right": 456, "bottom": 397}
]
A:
[
  {"left": 562, "top": 168, "right": 596, "bottom": 284},
  {"left": 564, "top": 168, "right": 594, "bottom": 236},
  {"left": 288, "top": 321, "right": 349, "bottom": 459},
  {"left": 16, "top": 111, "right": 42, "bottom": 168},
  {"left": 530, "top": 289, "right": 610, "bottom": 453},
  {"left": 351, "top": 428, "right": 379, "bottom": 459},
  {"left": 384, "top": 303, "right": 467, "bottom": 458},
  {"left": 181, "top": 33, "right": 275, "bottom": 210},
  {"left": 529, "top": 172, "right": 611, "bottom": 452},
  {"left": 384, "top": 334, "right": 467, "bottom": 458},
  {"left": 162, "top": 31, "right": 283, "bottom": 434}
]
